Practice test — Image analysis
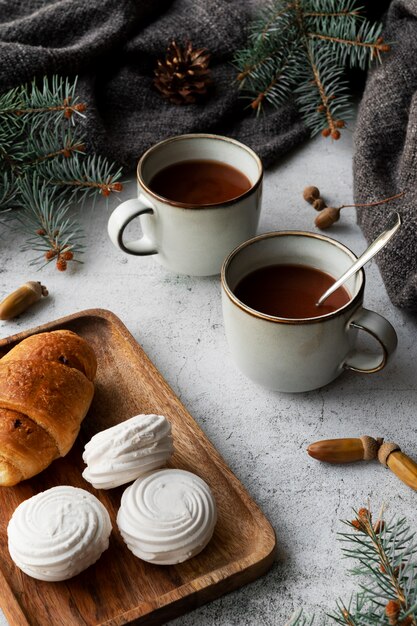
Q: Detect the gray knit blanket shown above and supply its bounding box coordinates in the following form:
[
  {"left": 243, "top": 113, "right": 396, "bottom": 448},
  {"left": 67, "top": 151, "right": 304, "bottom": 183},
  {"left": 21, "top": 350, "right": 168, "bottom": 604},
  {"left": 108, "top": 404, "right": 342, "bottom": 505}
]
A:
[
  {"left": 353, "top": 0, "right": 417, "bottom": 311},
  {"left": 0, "top": 0, "right": 307, "bottom": 170}
]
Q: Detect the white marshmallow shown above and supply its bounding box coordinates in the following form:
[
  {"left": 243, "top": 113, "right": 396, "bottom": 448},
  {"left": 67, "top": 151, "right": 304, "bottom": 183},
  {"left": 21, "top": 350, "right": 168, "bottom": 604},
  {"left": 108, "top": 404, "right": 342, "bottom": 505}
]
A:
[
  {"left": 117, "top": 468, "right": 217, "bottom": 565},
  {"left": 7, "top": 486, "right": 111, "bottom": 581},
  {"left": 82, "top": 414, "right": 174, "bottom": 490}
]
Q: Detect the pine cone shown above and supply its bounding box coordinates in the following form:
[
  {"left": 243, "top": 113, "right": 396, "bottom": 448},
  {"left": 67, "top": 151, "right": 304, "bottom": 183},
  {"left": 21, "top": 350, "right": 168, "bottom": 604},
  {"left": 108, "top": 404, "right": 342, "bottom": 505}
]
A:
[{"left": 154, "top": 41, "right": 212, "bottom": 105}]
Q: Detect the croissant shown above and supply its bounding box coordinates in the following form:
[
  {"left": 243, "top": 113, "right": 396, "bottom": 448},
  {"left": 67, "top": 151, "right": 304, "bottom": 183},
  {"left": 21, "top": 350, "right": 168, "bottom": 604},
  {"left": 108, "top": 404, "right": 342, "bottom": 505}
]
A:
[{"left": 0, "top": 329, "right": 97, "bottom": 486}]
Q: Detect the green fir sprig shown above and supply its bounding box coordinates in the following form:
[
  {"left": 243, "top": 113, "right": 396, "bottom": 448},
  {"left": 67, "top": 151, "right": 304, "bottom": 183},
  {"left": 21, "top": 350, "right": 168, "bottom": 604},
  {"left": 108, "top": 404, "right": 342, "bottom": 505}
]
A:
[
  {"left": 234, "top": 0, "right": 390, "bottom": 139},
  {"left": 0, "top": 76, "right": 123, "bottom": 271},
  {"left": 286, "top": 507, "right": 417, "bottom": 626}
]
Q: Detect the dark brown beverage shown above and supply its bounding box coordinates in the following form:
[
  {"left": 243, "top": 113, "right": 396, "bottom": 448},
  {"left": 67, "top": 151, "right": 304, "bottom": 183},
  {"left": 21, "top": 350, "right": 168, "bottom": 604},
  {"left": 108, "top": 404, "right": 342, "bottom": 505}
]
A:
[
  {"left": 148, "top": 160, "right": 252, "bottom": 205},
  {"left": 234, "top": 264, "right": 351, "bottom": 319}
]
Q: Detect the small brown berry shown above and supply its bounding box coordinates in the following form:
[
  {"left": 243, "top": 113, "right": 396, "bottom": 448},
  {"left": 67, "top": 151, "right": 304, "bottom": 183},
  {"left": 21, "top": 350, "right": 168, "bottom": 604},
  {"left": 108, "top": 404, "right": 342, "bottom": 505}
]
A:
[
  {"left": 317, "top": 104, "right": 325, "bottom": 112},
  {"left": 303, "top": 186, "right": 320, "bottom": 204},
  {"left": 36, "top": 229, "right": 46, "bottom": 236},
  {"left": 331, "top": 129, "right": 341, "bottom": 140},
  {"left": 250, "top": 94, "right": 265, "bottom": 110},
  {"left": 380, "top": 44, "right": 390, "bottom": 53},
  {"left": 61, "top": 250, "right": 74, "bottom": 261},
  {"left": 312, "top": 198, "right": 326, "bottom": 211},
  {"left": 63, "top": 148, "right": 71, "bottom": 158},
  {"left": 358, "top": 507, "right": 370, "bottom": 519},
  {"left": 64, "top": 108, "right": 72, "bottom": 119},
  {"left": 335, "top": 120, "right": 345, "bottom": 128},
  {"left": 45, "top": 249, "right": 57, "bottom": 260},
  {"left": 351, "top": 519, "right": 363, "bottom": 531},
  {"left": 401, "top": 616, "right": 414, "bottom": 626},
  {"left": 101, "top": 188, "right": 111, "bottom": 197},
  {"left": 315, "top": 207, "right": 340, "bottom": 230},
  {"left": 385, "top": 599, "right": 400, "bottom": 625},
  {"left": 322, "top": 128, "right": 331, "bottom": 137},
  {"left": 112, "top": 182, "right": 123, "bottom": 192},
  {"left": 56, "top": 258, "right": 67, "bottom": 272},
  {"left": 75, "top": 103, "right": 87, "bottom": 112}
]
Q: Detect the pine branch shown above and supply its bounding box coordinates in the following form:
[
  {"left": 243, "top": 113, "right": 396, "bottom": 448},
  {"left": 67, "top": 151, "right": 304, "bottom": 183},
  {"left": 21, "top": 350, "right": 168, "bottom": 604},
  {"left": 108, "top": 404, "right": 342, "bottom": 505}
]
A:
[
  {"left": 295, "top": 42, "right": 351, "bottom": 137},
  {"left": 338, "top": 509, "right": 417, "bottom": 624},
  {"left": 25, "top": 126, "right": 86, "bottom": 165},
  {"left": 234, "top": 0, "right": 390, "bottom": 137},
  {"left": 287, "top": 507, "right": 417, "bottom": 626},
  {"left": 0, "top": 76, "right": 86, "bottom": 127},
  {"left": 303, "top": 0, "right": 364, "bottom": 22},
  {"left": 38, "top": 153, "right": 124, "bottom": 203},
  {"left": 14, "top": 174, "right": 84, "bottom": 271},
  {"left": 0, "top": 75, "right": 124, "bottom": 270},
  {"left": 235, "top": 5, "right": 299, "bottom": 90},
  {"left": 307, "top": 20, "right": 387, "bottom": 70},
  {"left": 236, "top": 39, "right": 303, "bottom": 112},
  {"left": 249, "top": 1, "right": 296, "bottom": 42}
]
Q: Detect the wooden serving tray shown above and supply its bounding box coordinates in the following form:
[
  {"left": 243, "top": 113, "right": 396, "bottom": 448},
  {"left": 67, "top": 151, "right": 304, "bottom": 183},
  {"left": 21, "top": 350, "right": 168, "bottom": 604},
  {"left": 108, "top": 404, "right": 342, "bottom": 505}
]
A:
[{"left": 0, "top": 309, "right": 276, "bottom": 626}]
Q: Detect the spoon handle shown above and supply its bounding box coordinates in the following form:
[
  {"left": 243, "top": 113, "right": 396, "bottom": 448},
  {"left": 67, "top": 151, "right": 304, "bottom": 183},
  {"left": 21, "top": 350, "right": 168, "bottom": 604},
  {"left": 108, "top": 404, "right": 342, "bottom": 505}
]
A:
[{"left": 317, "top": 212, "right": 402, "bottom": 307}]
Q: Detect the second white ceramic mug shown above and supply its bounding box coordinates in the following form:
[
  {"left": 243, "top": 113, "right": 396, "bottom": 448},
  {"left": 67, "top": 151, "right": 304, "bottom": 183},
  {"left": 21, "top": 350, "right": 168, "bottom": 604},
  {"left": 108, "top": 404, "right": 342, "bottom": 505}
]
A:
[
  {"left": 108, "top": 134, "right": 263, "bottom": 276},
  {"left": 221, "top": 231, "right": 398, "bottom": 393}
]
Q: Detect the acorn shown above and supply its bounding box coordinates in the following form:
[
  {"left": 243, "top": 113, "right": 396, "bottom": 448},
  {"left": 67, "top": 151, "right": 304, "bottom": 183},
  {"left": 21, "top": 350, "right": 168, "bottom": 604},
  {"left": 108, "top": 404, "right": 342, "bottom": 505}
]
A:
[
  {"left": 0, "top": 282, "right": 48, "bottom": 320},
  {"left": 303, "top": 186, "right": 320, "bottom": 204},
  {"left": 312, "top": 198, "right": 326, "bottom": 211},
  {"left": 308, "top": 436, "right": 417, "bottom": 492},
  {"left": 307, "top": 438, "right": 368, "bottom": 464},
  {"left": 315, "top": 207, "right": 340, "bottom": 229}
]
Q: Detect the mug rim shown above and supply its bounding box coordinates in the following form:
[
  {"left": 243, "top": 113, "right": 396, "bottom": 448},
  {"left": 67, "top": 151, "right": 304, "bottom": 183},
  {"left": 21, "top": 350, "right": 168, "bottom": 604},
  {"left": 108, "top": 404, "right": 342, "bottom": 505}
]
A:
[
  {"left": 221, "top": 230, "right": 366, "bottom": 325},
  {"left": 136, "top": 133, "right": 263, "bottom": 210}
]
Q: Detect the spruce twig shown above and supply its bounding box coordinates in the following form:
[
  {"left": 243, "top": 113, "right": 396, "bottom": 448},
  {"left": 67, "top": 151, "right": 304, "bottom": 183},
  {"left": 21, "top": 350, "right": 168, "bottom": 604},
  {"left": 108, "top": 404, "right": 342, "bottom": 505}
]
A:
[
  {"left": 286, "top": 507, "right": 417, "bottom": 626},
  {"left": 0, "top": 75, "right": 123, "bottom": 271},
  {"left": 234, "top": 0, "right": 389, "bottom": 138},
  {"left": 15, "top": 175, "right": 84, "bottom": 271}
]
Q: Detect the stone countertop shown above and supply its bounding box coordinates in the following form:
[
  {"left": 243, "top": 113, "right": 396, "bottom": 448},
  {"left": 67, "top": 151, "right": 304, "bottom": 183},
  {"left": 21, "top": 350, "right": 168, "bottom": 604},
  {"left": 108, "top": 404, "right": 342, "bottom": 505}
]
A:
[{"left": 1, "top": 127, "right": 416, "bottom": 626}]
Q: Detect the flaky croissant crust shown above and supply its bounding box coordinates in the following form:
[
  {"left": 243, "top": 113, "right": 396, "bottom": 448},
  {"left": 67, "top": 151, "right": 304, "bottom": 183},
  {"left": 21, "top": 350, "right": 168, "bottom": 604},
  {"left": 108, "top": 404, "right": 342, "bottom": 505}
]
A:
[{"left": 0, "top": 330, "right": 97, "bottom": 486}]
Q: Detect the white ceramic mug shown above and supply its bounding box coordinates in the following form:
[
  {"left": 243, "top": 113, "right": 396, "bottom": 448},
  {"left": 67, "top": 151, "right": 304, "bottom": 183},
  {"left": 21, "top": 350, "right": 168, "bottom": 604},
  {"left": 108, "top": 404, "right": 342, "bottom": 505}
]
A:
[
  {"left": 221, "top": 231, "right": 398, "bottom": 393},
  {"left": 107, "top": 134, "right": 263, "bottom": 276}
]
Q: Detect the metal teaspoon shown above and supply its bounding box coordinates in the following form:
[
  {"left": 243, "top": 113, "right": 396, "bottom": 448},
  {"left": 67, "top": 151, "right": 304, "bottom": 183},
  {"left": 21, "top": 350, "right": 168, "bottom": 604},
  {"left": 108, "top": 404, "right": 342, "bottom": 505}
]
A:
[{"left": 316, "top": 212, "right": 402, "bottom": 307}]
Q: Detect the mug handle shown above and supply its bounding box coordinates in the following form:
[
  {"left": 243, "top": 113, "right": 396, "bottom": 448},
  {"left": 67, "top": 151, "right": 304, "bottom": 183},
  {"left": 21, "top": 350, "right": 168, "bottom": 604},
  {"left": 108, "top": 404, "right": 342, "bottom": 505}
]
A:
[
  {"left": 108, "top": 198, "right": 158, "bottom": 256},
  {"left": 344, "top": 307, "right": 398, "bottom": 373}
]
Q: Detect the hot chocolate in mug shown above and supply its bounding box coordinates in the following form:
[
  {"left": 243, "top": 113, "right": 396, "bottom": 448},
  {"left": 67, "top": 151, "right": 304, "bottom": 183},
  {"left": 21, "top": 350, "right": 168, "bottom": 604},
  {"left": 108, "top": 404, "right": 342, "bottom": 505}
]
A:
[
  {"left": 107, "top": 134, "right": 263, "bottom": 276},
  {"left": 221, "top": 231, "right": 398, "bottom": 392}
]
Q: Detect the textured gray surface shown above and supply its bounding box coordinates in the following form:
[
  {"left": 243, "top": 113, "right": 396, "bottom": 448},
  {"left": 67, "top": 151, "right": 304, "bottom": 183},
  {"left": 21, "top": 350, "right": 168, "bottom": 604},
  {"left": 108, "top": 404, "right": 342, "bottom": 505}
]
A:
[{"left": 1, "top": 126, "right": 416, "bottom": 625}]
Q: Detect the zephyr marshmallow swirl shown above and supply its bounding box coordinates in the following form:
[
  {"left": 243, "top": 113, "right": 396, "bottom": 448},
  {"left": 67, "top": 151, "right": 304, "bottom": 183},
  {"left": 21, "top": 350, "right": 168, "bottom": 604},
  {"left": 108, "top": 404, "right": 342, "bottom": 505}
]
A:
[
  {"left": 117, "top": 468, "right": 217, "bottom": 565},
  {"left": 82, "top": 414, "right": 174, "bottom": 489},
  {"left": 7, "top": 486, "right": 111, "bottom": 581}
]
